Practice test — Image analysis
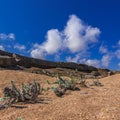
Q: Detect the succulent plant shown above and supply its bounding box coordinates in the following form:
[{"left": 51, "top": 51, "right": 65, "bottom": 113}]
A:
[
  {"left": 78, "top": 75, "right": 88, "bottom": 87},
  {"left": 52, "top": 87, "right": 66, "bottom": 97},
  {"left": 91, "top": 79, "right": 103, "bottom": 87},
  {"left": 0, "top": 80, "right": 41, "bottom": 109},
  {"left": 17, "top": 117, "right": 23, "bottom": 120},
  {"left": 47, "top": 75, "right": 80, "bottom": 97}
]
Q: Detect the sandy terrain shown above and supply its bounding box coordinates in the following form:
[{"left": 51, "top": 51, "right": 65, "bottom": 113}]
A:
[{"left": 0, "top": 70, "right": 120, "bottom": 120}]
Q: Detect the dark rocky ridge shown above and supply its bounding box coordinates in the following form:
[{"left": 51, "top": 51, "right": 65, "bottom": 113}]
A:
[
  {"left": 0, "top": 50, "right": 113, "bottom": 78},
  {"left": 0, "top": 50, "right": 97, "bottom": 72}
]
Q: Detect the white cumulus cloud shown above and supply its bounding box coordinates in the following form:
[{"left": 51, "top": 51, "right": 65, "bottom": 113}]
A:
[
  {"left": 8, "top": 33, "right": 15, "bottom": 40},
  {"left": 64, "top": 15, "right": 100, "bottom": 53},
  {"left": 101, "top": 54, "right": 112, "bottom": 67},
  {"left": 113, "top": 40, "right": 120, "bottom": 60},
  {"left": 64, "top": 15, "right": 86, "bottom": 53},
  {"left": 85, "top": 59, "right": 100, "bottom": 67},
  {"left": 115, "top": 49, "right": 120, "bottom": 59},
  {"left": 0, "top": 33, "right": 15, "bottom": 40},
  {"left": 43, "top": 29, "right": 62, "bottom": 54},
  {"left": 66, "top": 54, "right": 81, "bottom": 63},
  {"left": 99, "top": 45, "right": 108, "bottom": 54},
  {"left": 118, "top": 62, "right": 120, "bottom": 67},
  {"left": 78, "top": 58, "right": 100, "bottom": 67},
  {"left": 0, "top": 33, "right": 7, "bottom": 40},
  {"left": 30, "top": 45, "right": 45, "bottom": 59},
  {"left": 31, "top": 14, "right": 101, "bottom": 59},
  {"left": 118, "top": 40, "right": 120, "bottom": 45},
  {"left": 0, "top": 45, "right": 5, "bottom": 50},
  {"left": 14, "top": 44, "right": 26, "bottom": 51},
  {"left": 31, "top": 29, "right": 62, "bottom": 58}
]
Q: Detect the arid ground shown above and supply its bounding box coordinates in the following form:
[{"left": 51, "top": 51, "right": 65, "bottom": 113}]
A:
[{"left": 0, "top": 70, "right": 120, "bottom": 120}]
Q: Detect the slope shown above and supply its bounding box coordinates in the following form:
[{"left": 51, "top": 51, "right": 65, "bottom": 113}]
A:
[{"left": 0, "top": 70, "right": 119, "bottom": 120}]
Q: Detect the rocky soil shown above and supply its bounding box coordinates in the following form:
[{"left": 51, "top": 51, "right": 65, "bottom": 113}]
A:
[{"left": 0, "top": 70, "right": 120, "bottom": 120}]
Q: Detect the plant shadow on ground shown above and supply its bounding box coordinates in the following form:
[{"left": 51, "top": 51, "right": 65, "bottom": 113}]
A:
[
  {"left": 11, "top": 105, "right": 27, "bottom": 109},
  {"left": 24, "top": 97, "right": 50, "bottom": 105}
]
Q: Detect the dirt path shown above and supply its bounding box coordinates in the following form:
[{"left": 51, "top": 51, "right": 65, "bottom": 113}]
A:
[{"left": 0, "top": 70, "right": 120, "bottom": 120}]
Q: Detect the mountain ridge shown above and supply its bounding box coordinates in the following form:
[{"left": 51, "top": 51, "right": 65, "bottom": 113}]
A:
[
  {"left": 0, "top": 50, "right": 112, "bottom": 77},
  {"left": 0, "top": 50, "right": 97, "bottom": 71}
]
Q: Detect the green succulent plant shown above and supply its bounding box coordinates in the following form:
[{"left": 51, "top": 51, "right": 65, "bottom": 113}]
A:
[
  {"left": 0, "top": 80, "right": 41, "bottom": 109},
  {"left": 17, "top": 117, "right": 22, "bottom": 120},
  {"left": 47, "top": 75, "right": 80, "bottom": 97}
]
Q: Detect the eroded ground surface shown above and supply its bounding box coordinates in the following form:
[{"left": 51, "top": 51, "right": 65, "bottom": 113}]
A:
[{"left": 0, "top": 70, "right": 120, "bottom": 120}]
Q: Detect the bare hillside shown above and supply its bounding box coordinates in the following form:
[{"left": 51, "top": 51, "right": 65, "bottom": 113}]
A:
[{"left": 0, "top": 70, "right": 120, "bottom": 120}]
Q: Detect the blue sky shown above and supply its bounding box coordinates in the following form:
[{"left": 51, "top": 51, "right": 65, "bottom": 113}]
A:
[{"left": 0, "top": 0, "right": 120, "bottom": 70}]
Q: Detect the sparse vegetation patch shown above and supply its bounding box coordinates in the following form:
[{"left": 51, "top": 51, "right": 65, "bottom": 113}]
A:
[
  {"left": 0, "top": 80, "right": 41, "bottom": 109},
  {"left": 47, "top": 75, "right": 80, "bottom": 97}
]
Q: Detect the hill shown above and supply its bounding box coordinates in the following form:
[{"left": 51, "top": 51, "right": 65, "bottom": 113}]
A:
[
  {"left": 0, "top": 50, "right": 113, "bottom": 78},
  {"left": 0, "top": 70, "right": 119, "bottom": 120},
  {"left": 0, "top": 50, "right": 119, "bottom": 119}
]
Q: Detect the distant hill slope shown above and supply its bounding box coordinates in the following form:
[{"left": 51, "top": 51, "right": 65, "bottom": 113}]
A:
[
  {"left": 0, "top": 50, "right": 97, "bottom": 71},
  {"left": 0, "top": 50, "right": 112, "bottom": 77}
]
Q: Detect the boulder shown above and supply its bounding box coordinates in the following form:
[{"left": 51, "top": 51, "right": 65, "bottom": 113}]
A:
[{"left": 0, "top": 55, "right": 16, "bottom": 67}]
